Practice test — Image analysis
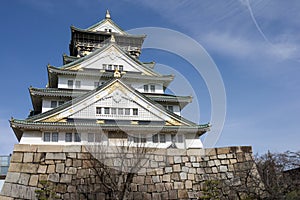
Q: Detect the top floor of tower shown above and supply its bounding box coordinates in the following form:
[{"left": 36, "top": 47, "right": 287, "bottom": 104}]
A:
[{"left": 69, "top": 10, "right": 145, "bottom": 59}]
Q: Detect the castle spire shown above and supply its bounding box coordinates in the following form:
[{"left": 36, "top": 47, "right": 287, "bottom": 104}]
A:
[{"left": 105, "top": 9, "right": 111, "bottom": 19}]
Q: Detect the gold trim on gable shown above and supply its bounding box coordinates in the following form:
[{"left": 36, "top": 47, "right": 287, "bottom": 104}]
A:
[
  {"left": 68, "top": 65, "right": 82, "bottom": 71},
  {"left": 166, "top": 119, "right": 182, "bottom": 126},
  {"left": 42, "top": 115, "right": 61, "bottom": 123}
]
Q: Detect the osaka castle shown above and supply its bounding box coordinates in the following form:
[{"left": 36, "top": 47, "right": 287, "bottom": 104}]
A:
[{"left": 10, "top": 10, "right": 210, "bottom": 149}]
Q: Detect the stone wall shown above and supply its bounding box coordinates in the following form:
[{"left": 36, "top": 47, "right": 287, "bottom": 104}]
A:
[{"left": 0, "top": 145, "right": 260, "bottom": 200}]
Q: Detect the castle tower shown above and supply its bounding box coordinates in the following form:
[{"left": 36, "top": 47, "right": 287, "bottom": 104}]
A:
[{"left": 10, "top": 10, "right": 209, "bottom": 149}]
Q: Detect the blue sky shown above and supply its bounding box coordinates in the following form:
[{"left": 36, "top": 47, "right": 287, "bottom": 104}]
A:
[{"left": 0, "top": 0, "right": 299, "bottom": 155}]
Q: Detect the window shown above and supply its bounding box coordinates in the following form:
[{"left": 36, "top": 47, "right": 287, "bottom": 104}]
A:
[
  {"left": 152, "top": 134, "right": 158, "bottom": 143},
  {"left": 119, "top": 65, "right": 123, "bottom": 71},
  {"left": 58, "top": 101, "right": 64, "bottom": 106},
  {"left": 104, "top": 107, "right": 110, "bottom": 114},
  {"left": 167, "top": 106, "right": 174, "bottom": 112},
  {"left": 96, "top": 107, "right": 102, "bottom": 114},
  {"left": 125, "top": 108, "right": 130, "bottom": 115},
  {"left": 150, "top": 85, "right": 155, "bottom": 93},
  {"left": 44, "top": 132, "right": 50, "bottom": 142},
  {"left": 74, "top": 133, "right": 81, "bottom": 142},
  {"left": 114, "top": 65, "right": 118, "bottom": 70},
  {"left": 94, "top": 82, "right": 100, "bottom": 88},
  {"left": 118, "top": 108, "right": 124, "bottom": 115},
  {"left": 111, "top": 108, "right": 117, "bottom": 115},
  {"left": 52, "top": 132, "right": 58, "bottom": 142},
  {"left": 152, "top": 134, "right": 165, "bottom": 143},
  {"left": 95, "top": 134, "right": 102, "bottom": 142},
  {"left": 132, "top": 135, "right": 146, "bottom": 143},
  {"left": 88, "top": 133, "right": 94, "bottom": 143},
  {"left": 108, "top": 65, "right": 112, "bottom": 70},
  {"left": 65, "top": 133, "right": 72, "bottom": 142},
  {"left": 171, "top": 134, "right": 184, "bottom": 143},
  {"left": 133, "top": 108, "right": 138, "bottom": 116},
  {"left": 51, "top": 101, "right": 57, "bottom": 108},
  {"left": 102, "top": 64, "right": 107, "bottom": 70},
  {"left": 144, "top": 85, "right": 149, "bottom": 92},
  {"left": 159, "top": 134, "right": 166, "bottom": 143},
  {"left": 177, "top": 135, "right": 183, "bottom": 143},
  {"left": 109, "top": 29, "right": 112, "bottom": 32},
  {"left": 44, "top": 132, "right": 58, "bottom": 142},
  {"left": 75, "top": 80, "right": 81, "bottom": 88},
  {"left": 68, "top": 80, "right": 73, "bottom": 88}
]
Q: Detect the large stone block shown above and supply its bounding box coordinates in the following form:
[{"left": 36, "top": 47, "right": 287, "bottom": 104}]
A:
[
  {"left": 67, "top": 167, "right": 77, "bottom": 175},
  {"left": 10, "top": 153, "right": 23, "bottom": 163},
  {"left": 169, "top": 190, "right": 178, "bottom": 199},
  {"left": 60, "top": 174, "right": 72, "bottom": 183},
  {"left": 37, "top": 145, "right": 63, "bottom": 153},
  {"left": 0, "top": 195, "right": 14, "bottom": 200},
  {"left": 217, "top": 154, "right": 227, "bottom": 159},
  {"left": 179, "top": 172, "right": 187, "bottom": 180},
  {"left": 8, "top": 163, "right": 22, "bottom": 172},
  {"left": 5, "top": 172, "right": 20, "bottom": 183},
  {"left": 205, "top": 148, "right": 216, "bottom": 156},
  {"left": 18, "top": 173, "right": 30, "bottom": 185},
  {"left": 63, "top": 145, "right": 81, "bottom": 153},
  {"left": 164, "top": 167, "right": 172, "bottom": 173},
  {"left": 174, "top": 182, "right": 184, "bottom": 189},
  {"left": 178, "top": 190, "right": 188, "bottom": 199},
  {"left": 37, "top": 165, "right": 47, "bottom": 174},
  {"left": 138, "top": 185, "right": 147, "bottom": 192},
  {"left": 152, "top": 192, "right": 161, "bottom": 200},
  {"left": 166, "top": 149, "right": 185, "bottom": 156},
  {"left": 56, "top": 163, "right": 65, "bottom": 173},
  {"left": 181, "top": 166, "right": 189, "bottom": 173},
  {"left": 45, "top": 153, "right": 66, "bottom": 160},
  {"left": 152, "top": 175, "right": 160, "bottom": 183},
  {"left": 14, "top": 144, "right": 37, "bottom": 152},
  {"left": 1, "top": 183, "right": 12, "bottom": 197},
  {"left": 174, "top": 156, "right": 182, "bottom": 164},
  {"left": 134, "top": 176, "right": 145, "bottom": 184},
  {"left": 162, "top": 174, "right": 170, "bottom": 182},
  {"left": 48, "top": 173, "right": 60, "bottom": 182},
  {"left": 47, "top": 165, "right": 55, "bottom": 173},
  {"left": 28, "top": 175, "right": 39, "bottom": 187},
  {"left": 219, "top": 165, "right": 228, "bottom": 172},
  {"left": 21, "top": 164, "right": 39, "bottom": 174},
  {"left": 23, "top": 153, "right": 34, "bottom": 163},
  {"left": 185, "top": 180, "right": 193, "bottom": 189},
  {"left": 173, "top": 164, "right": 181, "bottom": 172},
  {"left": 155, "top": 183, "right": 165, "bottom": 192},
  {"left": 33, "top": 153, "right": 45, "bottom": 163},
  {"left": 217, "top": 147, "right": 232, "bottom": 154},
  {"left": 187, "top": 149, "right": 205, "bottom": 156}
]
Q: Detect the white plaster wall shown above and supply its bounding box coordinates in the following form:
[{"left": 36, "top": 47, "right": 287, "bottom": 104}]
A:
[
  {"left": 58, "top": 75, "right": 164, "bottom": 94},
  {"left": 58, "top": 75, "right": 102, "bottom": 90},
  {"left": 20, "top": 131, "right": 43, "bottom": 144},
  {"left": 185, "top": 133, "right": 203, "bottom": 149},
  {"left": 172, "top": 106, "right": 180, "bottom": 116},
  {"left": 19, "top": 131, "right": 187, "bottom": 148},
  {"left": 92, "top": 21, "right": 124, "bottom": 34},
  {"left": 130, "top": 82, "right": 164, "bottom": 94}
]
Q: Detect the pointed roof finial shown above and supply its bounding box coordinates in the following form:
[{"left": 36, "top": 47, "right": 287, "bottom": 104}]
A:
[
  {"left": 105, "top": 9, "right": 111, "bottom": 19},
  {"left": 110, "top": 34, "right": 116, "bottom": 43}
]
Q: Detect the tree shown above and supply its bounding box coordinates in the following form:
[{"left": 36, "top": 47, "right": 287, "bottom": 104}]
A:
[
  {"left": 199, "top": 151, "right": 300, "bottom": 200},
  {"left": 76, "top": 138, "right": 156, "bottom": 200},
  {"left": 255, "top": 151, "right": 300, "bottom": 200}
]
